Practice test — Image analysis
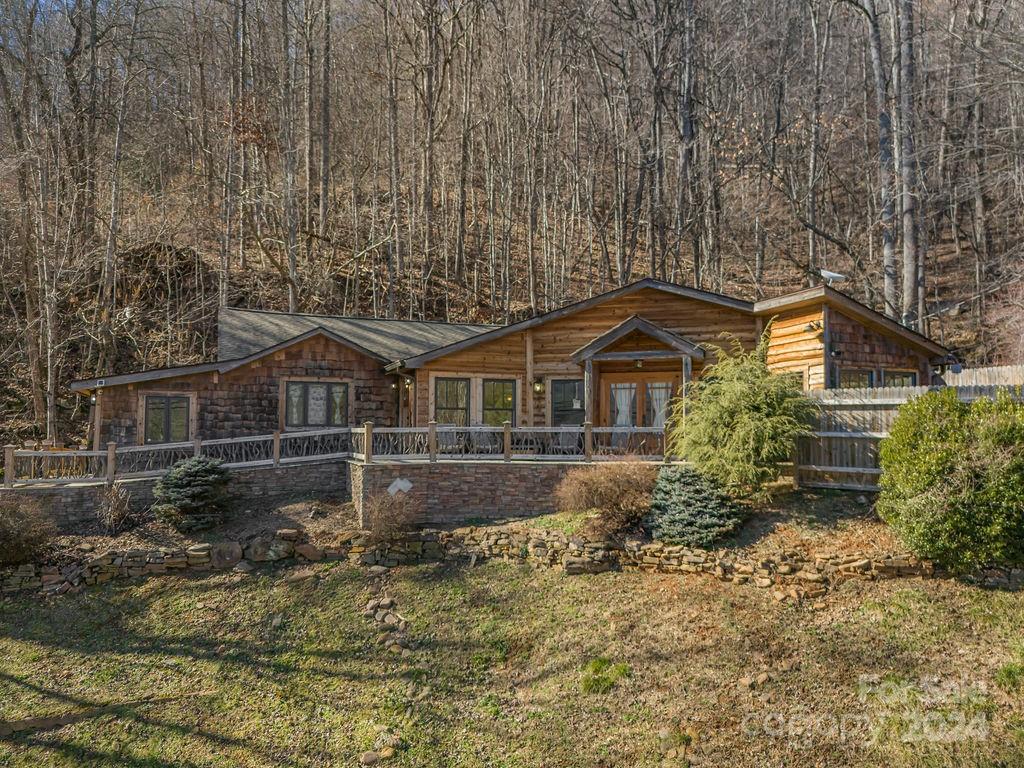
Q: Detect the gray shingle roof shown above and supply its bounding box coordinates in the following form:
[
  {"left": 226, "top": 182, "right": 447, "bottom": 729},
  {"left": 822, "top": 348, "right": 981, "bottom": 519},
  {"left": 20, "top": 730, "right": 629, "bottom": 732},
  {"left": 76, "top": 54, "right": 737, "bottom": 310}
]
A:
[{"left": 217, "top": 307, "right": 495, "bottom": 363}]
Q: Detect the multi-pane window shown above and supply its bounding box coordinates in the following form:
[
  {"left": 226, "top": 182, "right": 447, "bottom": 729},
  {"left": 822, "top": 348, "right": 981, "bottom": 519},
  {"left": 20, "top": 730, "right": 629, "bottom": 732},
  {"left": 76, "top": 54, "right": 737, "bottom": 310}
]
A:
[
  {"left": 551, "top": 379, "right": 585, "bottom": 426},
  {"left": 285, "top": 382, "right": 348, "bottom": 428},
  {"left": 882, "top": 370, "right": 917, "bottom": 387},
  {"left": 434, "top": 378, "right": 470, "bottom": 425},
  {"left": 482, "top": 379, "right": 516, "bottom": 426},
  {"left": 144, "top": 395, "right": 191, "bottom": 444},
  {"left": 837, "top": 369, "right": 875, "bottom": 388}
]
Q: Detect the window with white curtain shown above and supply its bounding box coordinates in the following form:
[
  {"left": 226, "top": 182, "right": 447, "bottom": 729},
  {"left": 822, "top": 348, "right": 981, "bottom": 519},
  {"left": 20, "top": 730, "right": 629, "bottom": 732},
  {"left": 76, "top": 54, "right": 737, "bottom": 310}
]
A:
[
  {"left": 609, "top": 383, "right": 637, "bottom": 427},
  {"left": 644, "top": 382, "right": 673, "bottom": 428}
]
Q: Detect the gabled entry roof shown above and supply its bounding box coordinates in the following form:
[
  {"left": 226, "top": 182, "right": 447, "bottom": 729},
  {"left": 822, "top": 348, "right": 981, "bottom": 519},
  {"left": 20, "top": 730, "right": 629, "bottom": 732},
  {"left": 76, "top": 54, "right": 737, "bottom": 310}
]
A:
[{"left": 570, "top": 315, "right": 705, "bottom": 364}]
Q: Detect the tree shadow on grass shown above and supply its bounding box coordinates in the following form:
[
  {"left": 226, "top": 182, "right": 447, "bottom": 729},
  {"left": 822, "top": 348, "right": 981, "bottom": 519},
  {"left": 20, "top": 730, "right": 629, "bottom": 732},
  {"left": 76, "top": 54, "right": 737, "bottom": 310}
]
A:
[{"left": 0, "top": 671, "right": 292, "bottom": 768}]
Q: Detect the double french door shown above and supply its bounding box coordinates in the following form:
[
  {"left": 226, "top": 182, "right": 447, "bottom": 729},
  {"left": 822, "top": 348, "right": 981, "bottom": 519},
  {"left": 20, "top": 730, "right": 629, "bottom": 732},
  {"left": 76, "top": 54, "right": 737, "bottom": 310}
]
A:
[{"left": 599, "top": 373, "right": 680, "bottom": 428}]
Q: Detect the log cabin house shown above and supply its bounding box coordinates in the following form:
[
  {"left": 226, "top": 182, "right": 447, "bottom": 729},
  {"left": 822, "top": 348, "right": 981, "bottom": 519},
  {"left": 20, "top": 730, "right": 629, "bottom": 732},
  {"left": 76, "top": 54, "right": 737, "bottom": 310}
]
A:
[{"left": 70, "top": 279, "right": 950, "bottom": 447}]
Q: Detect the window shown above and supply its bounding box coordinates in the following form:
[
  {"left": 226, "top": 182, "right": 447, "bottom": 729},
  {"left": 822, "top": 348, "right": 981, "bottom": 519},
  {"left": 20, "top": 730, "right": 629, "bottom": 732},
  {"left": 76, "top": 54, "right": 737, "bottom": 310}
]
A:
[
  {"left": 882, "top": 370, "right": 917, "bottom": 387},
  {"left": 609, "top": 382, "right": 638, "bottom": 427},
  {"left": 837, "top": 369, "right": 875, "bottom": 388},
  {"left": 482, "top": 379, "right": 516, "bottom": 426},
  {"left": 551, "top": 379, "right": 585, "bottom": 426},
  {"left": 644, "top": 382, "right": 674, "bottom": 429},
  {"left": 285, "top": 382, "right": 348, "bottom": 428},
  {"left": 144, "top": 395, "right": 191, "bottom": 444},
  {"left": 434, "top": 378, "right": 470, "bottom": 425}
]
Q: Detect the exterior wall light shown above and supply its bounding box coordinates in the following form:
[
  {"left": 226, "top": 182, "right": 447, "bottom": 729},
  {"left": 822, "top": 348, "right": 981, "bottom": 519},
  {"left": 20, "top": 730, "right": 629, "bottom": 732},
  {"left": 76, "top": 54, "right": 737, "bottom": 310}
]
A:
[
  {"left": 532, "top": 378, "right": 545, "bottom": 394},
  {"left": 634, "top": 359, "right": 644, "bottom": 369}
]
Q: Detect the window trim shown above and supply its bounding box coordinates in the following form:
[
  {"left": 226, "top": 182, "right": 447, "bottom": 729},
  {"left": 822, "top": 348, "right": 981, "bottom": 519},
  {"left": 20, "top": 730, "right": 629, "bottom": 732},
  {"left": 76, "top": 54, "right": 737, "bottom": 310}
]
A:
[
  {"left": 278, "top": 376, "right": 352, "bottom": 431},
  {"left": 433, "top": 376, "right": 472, "bottom": 426},
  {"left": 881, "top": 369, "right": 918, "bottom": 387},
  {"left": 426, "top": 372, "right": 525, "bottom": 426},
  {"left": 481, "top": 378, "right": 517, "bottom": 426},
  {"left": 547, "top": 377, "right": 586, "bottom": 426},
  {"left": 137, "top": 390, "right": 197, "bottom": 445},
  {"left": 836, "top": 368, "right": 876, "bottom": 389}
]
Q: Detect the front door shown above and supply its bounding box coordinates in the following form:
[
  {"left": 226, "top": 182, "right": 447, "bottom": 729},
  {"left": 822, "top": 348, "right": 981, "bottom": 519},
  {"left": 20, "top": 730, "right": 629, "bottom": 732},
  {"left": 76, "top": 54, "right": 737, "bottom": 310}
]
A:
[{"left": 599, "top": 372, "right": 680, "bottom": 428}]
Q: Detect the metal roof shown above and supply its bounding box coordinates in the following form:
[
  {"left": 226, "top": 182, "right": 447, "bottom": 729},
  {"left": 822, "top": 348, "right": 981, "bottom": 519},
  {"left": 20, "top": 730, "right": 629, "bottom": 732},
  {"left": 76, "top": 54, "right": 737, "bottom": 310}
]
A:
[
  {"left": 217, "top": 307, "right": 495, "bottom": 362},
  {"left": 70, "top": 309, "right": 494, "bottom": 392}
]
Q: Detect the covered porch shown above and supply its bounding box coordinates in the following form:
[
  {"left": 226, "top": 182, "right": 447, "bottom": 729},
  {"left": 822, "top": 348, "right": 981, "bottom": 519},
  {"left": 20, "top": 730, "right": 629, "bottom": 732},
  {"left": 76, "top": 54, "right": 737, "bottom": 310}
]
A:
[{"left": 570, "top": 315, "right": 703, "bottom": 429}]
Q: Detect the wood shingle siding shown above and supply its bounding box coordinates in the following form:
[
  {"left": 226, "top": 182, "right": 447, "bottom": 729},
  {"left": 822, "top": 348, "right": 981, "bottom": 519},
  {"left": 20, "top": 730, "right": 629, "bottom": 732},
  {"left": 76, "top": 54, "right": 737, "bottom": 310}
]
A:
[
  {"left": 95, "top": 335, "right": 398, "bottom": 446},
  {"left": 826, "top": 309, "right": 932, "bottom": 387}
]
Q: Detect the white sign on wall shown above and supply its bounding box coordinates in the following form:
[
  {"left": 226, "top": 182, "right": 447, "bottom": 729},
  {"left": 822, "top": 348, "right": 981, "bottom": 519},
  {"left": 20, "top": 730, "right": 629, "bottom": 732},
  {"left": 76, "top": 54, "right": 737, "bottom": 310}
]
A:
[{"left": 388, "top": 477, "right": 413, "bottom": 496}]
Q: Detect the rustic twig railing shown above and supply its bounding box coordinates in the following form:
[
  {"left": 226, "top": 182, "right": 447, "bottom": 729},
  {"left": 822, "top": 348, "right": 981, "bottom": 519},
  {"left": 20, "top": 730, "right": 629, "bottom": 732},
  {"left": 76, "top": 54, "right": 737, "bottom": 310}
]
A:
[
  {"left": 6, "top": 384, "right": 1020, "bottom": 490},
  {"left": 2, "top": 422, "right": 668, "bottom": 488}
]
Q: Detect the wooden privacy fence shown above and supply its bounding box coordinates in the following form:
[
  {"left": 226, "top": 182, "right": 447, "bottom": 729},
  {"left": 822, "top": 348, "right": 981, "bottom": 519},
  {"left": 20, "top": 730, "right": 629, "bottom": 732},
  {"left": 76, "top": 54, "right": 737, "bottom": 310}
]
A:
[
  {"left": 5, "top": 382, "right": 1021, "bottom": 490},
  {"left": 796, "top": 384, "right": 1024, "bottom": 492}
]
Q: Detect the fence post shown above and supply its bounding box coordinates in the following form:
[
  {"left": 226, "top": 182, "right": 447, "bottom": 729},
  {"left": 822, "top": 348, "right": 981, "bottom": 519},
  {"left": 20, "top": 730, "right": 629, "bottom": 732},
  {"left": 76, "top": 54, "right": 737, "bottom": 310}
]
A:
[
  {"left": 193, "top": 437, "right": 202, "bottom": 457},
  {"left": 428, "top": 420, "right": 437, "bottom": 463},
  {"left": 3, "top": 445, "right": 14, "bottom": 489},
  {"left": 273, "top": 431, "right": 281, "bottom": 467},
  {"left": 790, "top": 442, "right": 801, "bottom": 490},
  {"left": 106, "top": 442, "right": 117, "bottom": 485},
  {"left": 503, "top": 420, "right": 512, "bottom": 462},
  {"left": 363, "top": 421, "right": 374, "bottom": 464},
  {"left": 583, "top": 421, "right": 593, "bottom": 462}
]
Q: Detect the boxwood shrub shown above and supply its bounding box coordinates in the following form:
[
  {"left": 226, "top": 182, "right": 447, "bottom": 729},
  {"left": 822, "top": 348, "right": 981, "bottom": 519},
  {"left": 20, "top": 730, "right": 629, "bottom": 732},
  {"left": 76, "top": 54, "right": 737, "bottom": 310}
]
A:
[{"left": 877, "top": 388, "right": 1024, "bottom": 573}]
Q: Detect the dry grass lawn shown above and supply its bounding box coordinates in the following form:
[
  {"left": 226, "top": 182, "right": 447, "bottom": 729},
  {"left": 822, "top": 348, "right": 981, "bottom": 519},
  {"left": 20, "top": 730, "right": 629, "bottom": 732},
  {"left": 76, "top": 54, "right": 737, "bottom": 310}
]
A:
[{"left": 1, "top": 491, "right": 1023, "bottom": 767}]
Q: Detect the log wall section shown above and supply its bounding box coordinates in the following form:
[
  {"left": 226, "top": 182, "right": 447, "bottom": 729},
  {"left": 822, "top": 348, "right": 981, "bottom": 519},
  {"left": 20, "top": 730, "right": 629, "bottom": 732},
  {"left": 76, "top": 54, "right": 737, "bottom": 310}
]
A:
[
  {"left": 764, "top": 307, "right": 827, "bottom": 390},
  {"left": 413, "top": 288, "right": 758, "bottom": 426}
]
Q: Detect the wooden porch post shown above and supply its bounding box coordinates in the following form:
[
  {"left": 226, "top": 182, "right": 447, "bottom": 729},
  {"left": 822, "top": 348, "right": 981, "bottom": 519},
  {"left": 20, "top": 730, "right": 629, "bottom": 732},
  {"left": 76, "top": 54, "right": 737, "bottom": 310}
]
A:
[
  {"left": 273, "top": 431, "right": 282, "bottom": 467},
  {"left": 524, "top": 330, "right": 535, "bottom": 426},
  {"left": 583, "top": 422, "right": 593, "bottom": 461},
  {"left": 3, "top": 445, "right": 14, "bottom": 489},
  {"left": 503, "top": 420, "right": 512, "bottom": 462},
  {"left": 363, "top": 422, "right": 374, "bottom": 464},
  {"left": 680, "top": 356, "right": 692, "bottom": 422},
  {"left": 106, "top": 442, "right": 117, "bottom": 485},
  {"left": 428, "top": 420, "right": 437, "bottom": 462},
  {"left": 584, "top": 359, "right": 594, "bottom": 424},
  {"left": 92, "top": 390, "right": 103, "bottom": 452}
]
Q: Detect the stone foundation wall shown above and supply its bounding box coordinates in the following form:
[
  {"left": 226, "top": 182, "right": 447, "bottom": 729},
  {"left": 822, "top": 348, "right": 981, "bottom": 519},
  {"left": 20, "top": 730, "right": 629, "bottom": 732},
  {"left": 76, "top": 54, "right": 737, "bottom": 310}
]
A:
[
  {"left": 350, "top": 460, "right": 582, "bottom": 527},
  {"left": 1, "top": 459, "right": 350, "bottom": 531}
]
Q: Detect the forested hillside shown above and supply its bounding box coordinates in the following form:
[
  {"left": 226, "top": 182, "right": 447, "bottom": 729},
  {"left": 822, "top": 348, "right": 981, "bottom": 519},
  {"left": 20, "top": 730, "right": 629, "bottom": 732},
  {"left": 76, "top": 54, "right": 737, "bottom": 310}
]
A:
[{"left": 2, "top": 0, "right": 1023, "bottom": 442}]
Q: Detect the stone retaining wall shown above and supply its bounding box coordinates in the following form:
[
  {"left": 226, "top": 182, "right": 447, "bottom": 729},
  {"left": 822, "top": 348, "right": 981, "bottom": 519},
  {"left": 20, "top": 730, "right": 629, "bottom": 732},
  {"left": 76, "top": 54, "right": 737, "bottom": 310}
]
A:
[
  {"left": 0, "top": 459, "right": 350, "bottom": 531},
  {"left": 11, "top": 521, "right": 1013, "bottom": 603},
  {"left": 350, "top": 460, "right": 581, "bottom": 527}
]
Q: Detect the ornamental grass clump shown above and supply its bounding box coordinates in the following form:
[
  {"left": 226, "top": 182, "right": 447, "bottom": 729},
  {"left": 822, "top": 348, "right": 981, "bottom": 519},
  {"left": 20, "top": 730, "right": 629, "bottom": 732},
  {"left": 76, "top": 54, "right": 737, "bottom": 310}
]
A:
[
  {"left": 363, "top": 492, "right": 421, "bottom": 543},
  {"left": 554, "top": 462, "right": 658, "bottom": 538},
  {"left": 877, "top": 388, "right": 1024, "bottom": 573},
  {"left": 151, "top": 456, "right": 232, "bottom": 532},
  {"left": 0, "top": 496, "right": 56, "bottom": 566},
  {"left": 667, "top": 327, "right": 817, "bottom": 496}
]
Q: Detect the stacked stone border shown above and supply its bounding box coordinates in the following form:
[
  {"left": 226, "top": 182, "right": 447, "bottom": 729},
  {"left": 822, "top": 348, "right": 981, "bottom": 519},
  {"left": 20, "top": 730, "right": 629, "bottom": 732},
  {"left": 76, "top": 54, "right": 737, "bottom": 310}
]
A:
[{"left": 9, "top": 522, "right": 1020, "bottom": 601}]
